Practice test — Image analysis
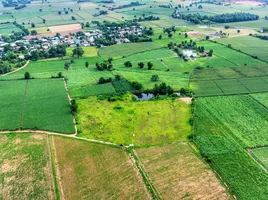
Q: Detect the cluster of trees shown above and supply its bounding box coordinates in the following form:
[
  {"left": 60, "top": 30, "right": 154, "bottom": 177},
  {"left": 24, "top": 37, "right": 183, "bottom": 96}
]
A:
[
  {"left": 72, "top": 47, "right": 84, "bottom": 58},
  {"left": 0, "top": 51, "right": 27, "bottom": 74},
  {"left": 251, "top": 34, "right": 268, "bottom": 40},
  {"left": 64, "top": 59, "right": 75, "bottom": 71},
  {"left": 109, "top": 2, "right": 144, "bottom": 10},
  {"left": 94, "top": 10, "right": 108, "bottom": 16},
  {"left": 15, "top": 4, "right": 26, "bottom": 9},
  {"left": 94, "top": 21, "right": 153, "bottom": 46},
  {"left": 96, "top": 62, "right": 113, "bottom": 71},
  {"left": 13, "top": 21, "right": 29, "bottom": 35},
  {"left": 150, "top": 83, "right": 174, "bottom": 95},
  {"left": 2, "top": 0, "right": 30, "bottom": 7},
  {"left": 159, "top": 4, "right": 173, "bottom": 8},
  {"left": 123, "top": 61, "right": 154, "bottom": 70},
  {"left": 29, "top": 44, "right": 67, "bottom": 61},
  {"left": 172, "top": 12, "right": 259, "bottom": 24},
  {"left": 134, "top": 15, "right": 160, "bottom": 22},
  {"left": 98, "top": 77, "right": 112, "bottom": 84}
]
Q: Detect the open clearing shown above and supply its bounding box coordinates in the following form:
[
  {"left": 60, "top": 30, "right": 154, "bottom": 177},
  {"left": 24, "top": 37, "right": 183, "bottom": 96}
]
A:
[
  {"left": 51, "top": 135, "right": 150, "bottom": 200},
  {"left": 0, "top": 79, "right": 74, "bottom": 133},
  {"left": 0, "top": 133, "right": 55, "bottom": 200},
  {"left": 49, "top": 23, "right": 81, "bottom": 33},
  {"left": 77, "top": 95, "right": 191, "bottom": 146},
  {"left": 135, "top": 143, "right": 229, "bottom": 200}
]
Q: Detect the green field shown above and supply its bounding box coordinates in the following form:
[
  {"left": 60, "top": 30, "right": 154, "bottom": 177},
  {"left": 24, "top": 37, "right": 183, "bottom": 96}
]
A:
[
  {"left": 216, "top": 36, "right": 268, "bottom": 63},
  {"left": 0, "top": 133, "right": 55, "bottom": 199},
  {"left": 250, "top": 147, "right": 268, "bottom": 169},
  {"left": 77, "top": 95, "right": 191, "bottom": 146},
  {"left": 52, "top": 135, "right": 150, "bottom": 199},
  {"left": 0, "top": 79, "right": 74, "bottom": 133},
  {"left": 251, "top": 92, "right": 268, "bottom": 108},
  {"left": 99, "top": 42, "right": 161, "bottom": 59},
  {"left": 135, "top": 143, "right": 229, "bottom": 199},
  {"left": 193, "top": 96, "right": 268, "bottom": 199},
  {"left": 66, "top": 46, "right": 98, "bottom": 57}
]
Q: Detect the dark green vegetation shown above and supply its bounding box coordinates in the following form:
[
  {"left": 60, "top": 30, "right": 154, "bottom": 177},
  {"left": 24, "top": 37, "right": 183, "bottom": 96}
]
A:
[
  {"left": 193, "top": 96, "right": 268, "bottom": 199},
  {"left": 0, "top": 79, "right": 74, "bottom": 133}
]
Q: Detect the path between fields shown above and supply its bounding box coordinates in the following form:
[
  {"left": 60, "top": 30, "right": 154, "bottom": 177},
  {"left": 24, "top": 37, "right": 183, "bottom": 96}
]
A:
[
  {"left": 1, "top": 60, "right": 30, "bottom": 77},
  {"left": 0, "top": 130, "right": 120, "bottom": 147}
]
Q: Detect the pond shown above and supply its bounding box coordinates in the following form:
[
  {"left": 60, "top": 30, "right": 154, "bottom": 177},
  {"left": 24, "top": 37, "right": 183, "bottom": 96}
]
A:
[
  {"left": 133, "top": 93, "right": 155, "bottom": 101},
  {"left": 182, "top": 49, "right": 197, "bottom": 58}
]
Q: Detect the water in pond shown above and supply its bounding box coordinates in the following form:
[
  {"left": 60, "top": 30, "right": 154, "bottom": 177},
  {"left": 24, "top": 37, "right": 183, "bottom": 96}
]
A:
[
  {"left": 182, "top": 50, "right": 197, "bottom": 58},
  {"left": 133, "top": 93, "right": 155, "bottom": 101}
]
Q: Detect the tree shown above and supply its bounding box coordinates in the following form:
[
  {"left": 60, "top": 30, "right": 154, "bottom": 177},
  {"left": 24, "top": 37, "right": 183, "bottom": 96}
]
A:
[
  {"left": 31, "top": 23, "right": 35, "bottom": 28},
  {"left": 205, "top": 35, "right": 210, "bottom": 40},
  {"left": 43, "top": 19, "right": 46, "bottom": 23},
  {"left": 64, "top": 62, "right": 70, "bottom": 71},
  {"left": 168, "top": 33, "right": 173, "bottom": 38},
  {"left": 85, "top": 61, "right": 89, "bottom": 68},
  {"left": 168, "top": 42, "right": 174, "bottom": 49},
  {"left": 58, "top": 11, "right": 62, "bottom": 15},
  {"left": 158, "top": 35, "right": 162, "bottom": 40},
  {"left": 138, "top": 62, "right": 144, "bottom": 69},
  {"left": 24, "top": 72, "right": 31, "bottom": 79},
  {"left": 124, "top": 61, "right": 132, "bottom": 67},
  {"left": 70, "top": 99, "right": 78, "bottom": 113},
  {"left": 151, "top": 75, "right": 159, "bottom": 81},
  {"left": 131, "top": 81, "right": 143, "bottom": 90},
  {"left": 31, "top": 50, "right": 39, "bottom": 61},
  {"left": 31, "top": 30, "right": 37, "bottom": 35},
  {"left": 185, "top": 33, "right": 188, "bottom": 38},
  {"left": 147, "top": 62, "right": 153, "bottom": 70},
  {"left": 208, "top": 49, "right": 213, "bottom": 57},
  {"left": 237, "top": 29, "right": 241, "bottom": 33},
  {"left": 198, "top": 5, "right": 202, "bottom": 9},
  {"left": 108, "top": 57, "right": 113, "bottom": 64},
  {"left": 72, "top": 47, "right": 84, "bottom": 58}
]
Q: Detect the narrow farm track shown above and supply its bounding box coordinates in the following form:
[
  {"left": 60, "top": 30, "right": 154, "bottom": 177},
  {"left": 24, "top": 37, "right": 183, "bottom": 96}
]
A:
[
  {"left": 1, "top": 60, "right": 30, "bottom": 77},
  {"left": 0, "top": 130, "right": 119, "bottom": 146}
]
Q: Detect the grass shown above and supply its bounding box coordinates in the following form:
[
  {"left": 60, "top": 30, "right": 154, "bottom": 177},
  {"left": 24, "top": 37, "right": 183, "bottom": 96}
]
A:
[
  {"left": 216, "top": 36, "right": 268, "bottom": 62},
  {"left": 134, "top": 143, "right": 229, "bottom": 199},
  {"left": 0, "top": 133, "right": 55, "bottom": 199},
  {"left": 77, "top": 95, "right": 191, "bottom": 146},
  {"left": 22, "top": 79, "right": 75, "bottom": 134},
  {"left": 193, "top": 96, "right": 268, "bottom": 199},
  {"left": 51, "top": 135, "right": 150, "bottom": 199}
]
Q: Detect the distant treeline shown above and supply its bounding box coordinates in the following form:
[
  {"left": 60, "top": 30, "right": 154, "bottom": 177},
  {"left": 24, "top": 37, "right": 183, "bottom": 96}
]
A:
[
  {"left": 15, "top": 4, "right": 26, "bottom": 9},
  {"left": 251, "top": 34, "right": 268, "bottom": 40},
  {"left": 2, "top": 0, "right": 31, "bottom": 7},
  {"left": 172, "top": 12, "right": 259, "bottom": 24},
  {"left": 134, "top": 15, "right": 160, "bottom": 22},
  {"left": 109, "top": 2, "right": 144, "bottom": 11}
]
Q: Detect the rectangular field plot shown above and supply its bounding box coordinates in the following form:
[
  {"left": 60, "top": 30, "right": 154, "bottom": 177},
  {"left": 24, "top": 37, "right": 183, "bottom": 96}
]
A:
[
  {"left": 52, "top": 136, "right": 150, "bottom": 200},
  {"left": 0, "top": 133, "right": 55, "bottom": 200},
  {"left": 77, "top": 97, "right": 191, "bottom": 146},
  {"left": 99, "top": 42, "right": 161, "bottom": 59},
  {"left": 0, "top": 79, "right": 74, "bottom": 133},
  {"left": 135, "top": 143, "right": 229, "bottom": 199},
  {"left": 193, "top": 96, "right": 268, "bottom": 199},
  {"left": 0, "top": 80, "right": 26, "bottom": 130},
  {"left": 22, "top": 79, "right": 74, "bottom": 133},
  {"left": 250, "top": 147, "right": 268, "bottom": 170},
  {"left": 251, "top": 92, "right": 268, "bottom": 107},
  {"left": 191, "top": 76, "right": 268, "bottom": 97}
]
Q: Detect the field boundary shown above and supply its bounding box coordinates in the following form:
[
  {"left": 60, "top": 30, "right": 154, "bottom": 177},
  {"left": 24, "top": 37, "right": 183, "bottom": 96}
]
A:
[{"left": 130, "top": 149, "right": 162, "bottom": 200}]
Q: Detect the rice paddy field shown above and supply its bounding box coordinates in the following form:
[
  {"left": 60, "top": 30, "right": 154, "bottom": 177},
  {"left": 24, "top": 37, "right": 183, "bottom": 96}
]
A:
[
  {"left": 193, "top": 96, "right": 268, "bottom": 199},
  {"left": 0, "top": 79, "right": 74, "bottom": 133},
  {"left": 134, "top": 143, "right": 229, "bottom": 199},
  {"left": 250, "top": 147, "right": 268, "bottom": 169},
  {"left": 77, "top": 95, "right": 191, "bottom": 146}
]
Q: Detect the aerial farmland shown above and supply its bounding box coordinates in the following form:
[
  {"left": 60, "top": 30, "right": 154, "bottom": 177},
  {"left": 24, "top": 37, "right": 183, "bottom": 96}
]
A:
[{"left": 1, "top": 0, "right": 268, "bottom": 199}]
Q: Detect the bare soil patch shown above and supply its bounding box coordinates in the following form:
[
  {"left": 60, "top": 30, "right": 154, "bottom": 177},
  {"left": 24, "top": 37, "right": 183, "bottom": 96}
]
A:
[
  {"left": 49, "top": 24, "right": 81, "bottom": 33},
  {"left": 179, "top": 97, "right": 192, "bottom": 104},
  {"left": 135, "top": 143, "right": 230, "bottom": 200},
  {"left": 234, "top": 0, "right": 264, "bottom": 6}
]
